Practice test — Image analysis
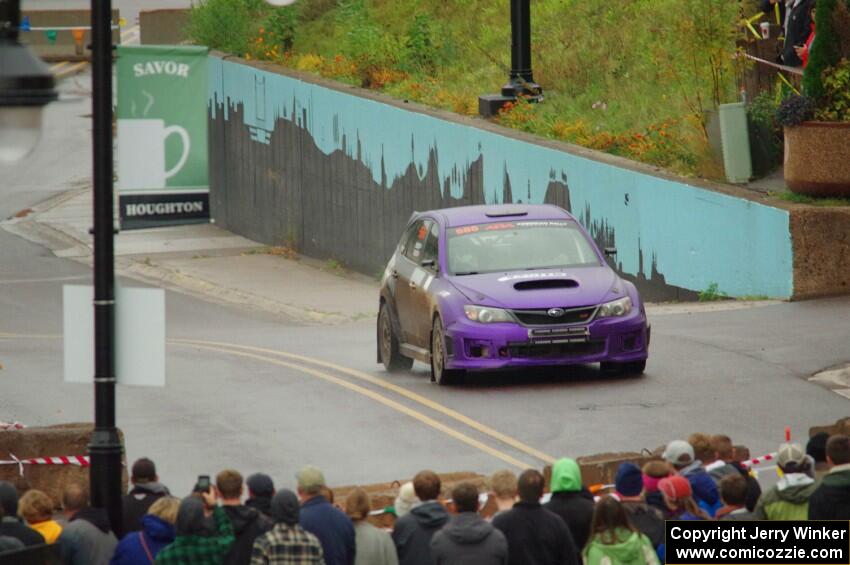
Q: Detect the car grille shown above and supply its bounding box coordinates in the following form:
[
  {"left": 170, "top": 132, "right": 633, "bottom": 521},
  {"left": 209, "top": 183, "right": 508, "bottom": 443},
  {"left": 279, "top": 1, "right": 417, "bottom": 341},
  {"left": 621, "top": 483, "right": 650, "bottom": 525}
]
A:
[
  {"left": 511, "top": 306, "right": 597, "bottom": 326},
  {"left": 508, "top": 340, "right": 606, "bottom": 359}
]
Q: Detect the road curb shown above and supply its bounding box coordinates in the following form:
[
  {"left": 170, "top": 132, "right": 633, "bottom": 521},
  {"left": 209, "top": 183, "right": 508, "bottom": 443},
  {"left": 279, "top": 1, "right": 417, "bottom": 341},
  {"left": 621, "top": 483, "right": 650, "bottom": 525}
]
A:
[{"left": 119, "top": 257, "right": 356, "bottom": 325}]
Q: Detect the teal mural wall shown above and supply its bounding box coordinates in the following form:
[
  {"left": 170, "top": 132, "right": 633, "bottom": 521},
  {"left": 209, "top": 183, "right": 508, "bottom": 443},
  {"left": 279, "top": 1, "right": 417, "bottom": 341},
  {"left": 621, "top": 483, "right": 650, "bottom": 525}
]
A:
[{"left": 208, "top": 56, "right": 794, "bottom": 299}]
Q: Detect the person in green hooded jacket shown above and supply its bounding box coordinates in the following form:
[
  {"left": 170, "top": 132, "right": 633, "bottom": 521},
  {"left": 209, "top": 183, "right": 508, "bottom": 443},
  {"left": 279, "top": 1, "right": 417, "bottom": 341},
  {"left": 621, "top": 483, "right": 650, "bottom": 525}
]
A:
[
  {"left": 543, "top": 458, "right": 594, "bottom": 554},
  {"left": 583, "top": 496, "right": 660, "bottom": 565}
]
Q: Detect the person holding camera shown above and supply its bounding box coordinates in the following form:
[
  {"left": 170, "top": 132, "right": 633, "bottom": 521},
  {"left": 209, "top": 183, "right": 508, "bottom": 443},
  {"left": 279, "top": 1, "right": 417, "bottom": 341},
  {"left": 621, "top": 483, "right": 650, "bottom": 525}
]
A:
[{"left": 154, "top": 484, "right": 235, "bottom": 564}]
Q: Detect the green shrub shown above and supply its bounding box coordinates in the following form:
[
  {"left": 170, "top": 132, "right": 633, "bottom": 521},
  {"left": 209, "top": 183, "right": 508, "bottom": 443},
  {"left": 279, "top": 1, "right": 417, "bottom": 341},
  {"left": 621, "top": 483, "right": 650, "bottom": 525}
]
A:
[
  {"left": 402, "top": 14, "right": 440, "bottom": 73},
  {"left": 803, "top": 0, "right": 841, "bottom": 98},
  {"left": 187, "top": 0, "right": 265, "bottom": 55},
  {"left": 775, "top": 94, "right": 816, "bottom": 126},
  {"left": 814, "top": 59, "right": 850, "bottom": 121},
  {"left": 299, "top": 0, "right": 339, "bottom": 22},
  {"left": 264, "top": 5, "right": 300, "bottom": 51}
]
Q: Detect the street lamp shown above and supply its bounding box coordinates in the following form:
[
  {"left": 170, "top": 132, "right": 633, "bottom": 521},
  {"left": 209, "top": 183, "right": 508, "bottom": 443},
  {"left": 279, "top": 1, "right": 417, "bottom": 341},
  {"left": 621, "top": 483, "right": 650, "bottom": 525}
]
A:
[
  {"left": 478, "top": 0, "right": 543, "bottom": 117},
  {"left": 87, "top": 0, "right": 124, "bottom": 537},
  {"left": 0, "top": 0, "right": 57, "bottom": 162}
]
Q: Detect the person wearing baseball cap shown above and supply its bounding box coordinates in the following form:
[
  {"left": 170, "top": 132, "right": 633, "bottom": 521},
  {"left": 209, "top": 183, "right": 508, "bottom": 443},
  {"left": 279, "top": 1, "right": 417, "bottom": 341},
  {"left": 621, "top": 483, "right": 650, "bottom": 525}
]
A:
[
  {"left": 662, "top": 439, "right": 720, "bottom": 517},
  {"left": 296, "top": 465, "right": 355, "bottom": 565},
  {"left": 753, "top": 443, "right": 816, "bottom": 520}
]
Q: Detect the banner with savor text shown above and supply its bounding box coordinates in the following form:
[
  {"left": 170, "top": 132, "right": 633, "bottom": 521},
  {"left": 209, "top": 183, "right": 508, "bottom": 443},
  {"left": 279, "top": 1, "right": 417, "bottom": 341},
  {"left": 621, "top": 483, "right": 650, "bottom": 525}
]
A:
[{"left": 117, "top": 45, "right": 209, "bottom": 229}]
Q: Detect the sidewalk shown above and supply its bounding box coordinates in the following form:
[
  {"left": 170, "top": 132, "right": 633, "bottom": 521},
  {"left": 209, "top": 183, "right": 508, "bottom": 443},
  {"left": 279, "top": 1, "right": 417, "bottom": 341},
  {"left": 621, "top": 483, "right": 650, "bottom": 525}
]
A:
[
  {"left": 1, "top": 188, "right": 782, "bottom": 325},
  {"left": 2, "top": 188, "right": 380, "bottom": 324}
]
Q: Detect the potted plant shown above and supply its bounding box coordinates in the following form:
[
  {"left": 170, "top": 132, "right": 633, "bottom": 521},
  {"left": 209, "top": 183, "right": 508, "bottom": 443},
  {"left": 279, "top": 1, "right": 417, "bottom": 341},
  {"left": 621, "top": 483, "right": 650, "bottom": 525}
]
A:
[{"left": 780, "top": 0, "right": 850, "bottom": 196}]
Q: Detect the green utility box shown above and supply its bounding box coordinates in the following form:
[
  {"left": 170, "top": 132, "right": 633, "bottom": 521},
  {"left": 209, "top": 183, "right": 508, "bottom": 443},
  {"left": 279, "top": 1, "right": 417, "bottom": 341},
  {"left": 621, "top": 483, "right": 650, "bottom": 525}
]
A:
[{"left": 719, "top": 102, "right": 753, "bottom": 184}]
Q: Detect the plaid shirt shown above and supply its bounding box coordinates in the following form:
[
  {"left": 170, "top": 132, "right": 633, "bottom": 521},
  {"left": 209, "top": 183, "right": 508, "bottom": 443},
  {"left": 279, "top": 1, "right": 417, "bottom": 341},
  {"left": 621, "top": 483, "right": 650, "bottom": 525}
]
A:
[
  {"left": 250, "top": 523, "right": 325, "bottom": 565},
  {"left": 155, "top": 506, "right": 235, "bottom": 564}
]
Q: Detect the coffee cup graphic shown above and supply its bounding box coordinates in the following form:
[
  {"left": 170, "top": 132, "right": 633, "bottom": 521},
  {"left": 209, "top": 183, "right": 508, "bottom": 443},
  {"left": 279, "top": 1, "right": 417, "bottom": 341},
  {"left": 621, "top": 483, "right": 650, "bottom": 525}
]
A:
[{"left": 118, "top": 119, "right": 190, "bottom": 190}]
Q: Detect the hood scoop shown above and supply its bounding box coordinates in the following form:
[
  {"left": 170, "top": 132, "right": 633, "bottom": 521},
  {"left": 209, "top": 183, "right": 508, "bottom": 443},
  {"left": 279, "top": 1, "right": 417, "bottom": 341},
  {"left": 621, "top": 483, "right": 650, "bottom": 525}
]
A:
[{"left": 513, "top": 279, "right": 579, "bottom": 291}]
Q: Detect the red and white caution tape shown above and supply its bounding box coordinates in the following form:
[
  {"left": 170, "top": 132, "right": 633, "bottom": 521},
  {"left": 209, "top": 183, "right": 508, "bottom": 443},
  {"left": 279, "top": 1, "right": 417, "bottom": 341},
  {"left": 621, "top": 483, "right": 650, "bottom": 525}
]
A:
[
  {"left": 0, "top": 421, "right": 25, "bottom": 431},
  {"left": 742, "top": 53, "right": 803, "bottom": 76},
  {"left": 741, "top": 452, "right": 778, "bottom": 467},
  {"left": 0, "top": 453, "right": 90, "bottom": 475}
]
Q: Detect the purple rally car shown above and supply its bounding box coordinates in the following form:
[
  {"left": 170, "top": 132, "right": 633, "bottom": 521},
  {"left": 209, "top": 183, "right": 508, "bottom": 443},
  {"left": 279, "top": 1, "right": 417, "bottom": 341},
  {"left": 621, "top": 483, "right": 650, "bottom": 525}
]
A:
[{"left": 377, "top": 204, "right": 650, "bottom": 384}]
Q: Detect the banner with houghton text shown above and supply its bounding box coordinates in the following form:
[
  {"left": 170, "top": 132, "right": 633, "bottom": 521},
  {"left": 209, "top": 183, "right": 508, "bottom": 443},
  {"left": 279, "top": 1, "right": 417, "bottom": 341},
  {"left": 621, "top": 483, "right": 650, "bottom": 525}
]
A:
[{"left": 117, "top": 45, "right": 209, "bottom": 229}]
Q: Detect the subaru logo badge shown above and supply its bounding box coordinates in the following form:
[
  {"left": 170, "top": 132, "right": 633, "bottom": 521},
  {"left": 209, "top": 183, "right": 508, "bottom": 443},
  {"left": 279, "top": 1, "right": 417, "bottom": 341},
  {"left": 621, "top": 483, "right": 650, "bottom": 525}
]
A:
[{"left": 547, "top": 308, "right": 565, "bottom": 318}]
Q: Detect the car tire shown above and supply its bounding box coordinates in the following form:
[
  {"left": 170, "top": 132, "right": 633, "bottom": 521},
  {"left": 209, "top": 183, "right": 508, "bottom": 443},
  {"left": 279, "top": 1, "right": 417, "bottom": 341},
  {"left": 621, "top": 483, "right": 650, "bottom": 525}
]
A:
[
  {"left": 430, "top": 317, "right": 463, "bottom": 385},
  {"left": 600, "top": 359, "right": 647, "bottom": 376},
  {"left": 378, "top": 303, "right": 413, "bottom": 372}
]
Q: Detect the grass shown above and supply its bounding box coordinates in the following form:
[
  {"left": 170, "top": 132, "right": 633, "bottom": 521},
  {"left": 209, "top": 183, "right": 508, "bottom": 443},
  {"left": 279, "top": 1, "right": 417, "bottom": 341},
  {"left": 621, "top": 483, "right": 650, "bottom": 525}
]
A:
[
  {"left": 323, "top": 258, "right": 345, "bottom": 274},
  {"left": 188, "top": 0, "right": 751, "bottom": 178},
  {"left": 698, "top": 282, "right": 729, "bottom": 302},
  {"left": 773, "top": 191, "right": 850, "bottom": 207},
  {"left": 242, "top": 246, "right": 300, "bottom": 259}
]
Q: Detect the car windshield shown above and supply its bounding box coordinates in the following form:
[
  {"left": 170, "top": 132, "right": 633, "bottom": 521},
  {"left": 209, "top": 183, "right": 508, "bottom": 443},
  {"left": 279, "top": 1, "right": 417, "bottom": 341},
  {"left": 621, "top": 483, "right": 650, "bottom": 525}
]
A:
[{"left": 447, "top": 220, "right": 601, "bottom": 275}]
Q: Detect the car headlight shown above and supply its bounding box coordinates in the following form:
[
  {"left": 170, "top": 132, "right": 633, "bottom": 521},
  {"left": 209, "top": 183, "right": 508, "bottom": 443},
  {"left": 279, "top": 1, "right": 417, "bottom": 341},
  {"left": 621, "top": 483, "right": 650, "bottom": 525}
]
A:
[
  {"left": 597, "top": 296, "right": 633, "bottom": 318},
  {"left": 464, "top": 305, "right": 514, "bottom": 323}
]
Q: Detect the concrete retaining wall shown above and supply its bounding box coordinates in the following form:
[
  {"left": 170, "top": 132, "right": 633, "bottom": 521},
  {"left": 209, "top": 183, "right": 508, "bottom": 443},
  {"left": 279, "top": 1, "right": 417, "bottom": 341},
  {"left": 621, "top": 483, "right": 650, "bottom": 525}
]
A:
[{"left": 208, "top": 55, "right": 797, "bottom": 301}]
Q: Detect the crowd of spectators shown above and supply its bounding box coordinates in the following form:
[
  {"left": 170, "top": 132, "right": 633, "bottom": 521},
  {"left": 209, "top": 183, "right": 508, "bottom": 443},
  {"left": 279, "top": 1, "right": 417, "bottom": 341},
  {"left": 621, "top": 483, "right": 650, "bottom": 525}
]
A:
[{"left": 1, "top": 432, "right": 849, "bottom": 564}]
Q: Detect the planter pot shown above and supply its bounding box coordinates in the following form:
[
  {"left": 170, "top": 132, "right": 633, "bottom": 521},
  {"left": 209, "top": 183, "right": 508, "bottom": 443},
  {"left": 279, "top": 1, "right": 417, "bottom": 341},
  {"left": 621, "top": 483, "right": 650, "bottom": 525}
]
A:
[{"left": 784, "top": 121, "right": 850, "bottom": 197}]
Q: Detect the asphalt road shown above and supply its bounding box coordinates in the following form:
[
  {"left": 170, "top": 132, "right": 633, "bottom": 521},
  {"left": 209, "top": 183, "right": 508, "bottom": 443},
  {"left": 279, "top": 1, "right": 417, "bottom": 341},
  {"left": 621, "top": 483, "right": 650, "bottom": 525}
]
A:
[{"left": 2, "top": 70, "right": 849, "bottom": 497}]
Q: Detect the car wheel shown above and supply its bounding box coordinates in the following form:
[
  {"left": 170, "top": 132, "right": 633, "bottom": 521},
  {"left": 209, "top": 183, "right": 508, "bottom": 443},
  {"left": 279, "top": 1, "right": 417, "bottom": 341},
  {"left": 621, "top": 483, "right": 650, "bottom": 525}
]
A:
[
  {"left": 430, "top": 317, "right": 463, "bottom": 385},
  {"left": 378, "top": 303, "right": 413, "bottom": 372},
  {"left": 600, "top": 359, "right": 647, "bottom": 376}
]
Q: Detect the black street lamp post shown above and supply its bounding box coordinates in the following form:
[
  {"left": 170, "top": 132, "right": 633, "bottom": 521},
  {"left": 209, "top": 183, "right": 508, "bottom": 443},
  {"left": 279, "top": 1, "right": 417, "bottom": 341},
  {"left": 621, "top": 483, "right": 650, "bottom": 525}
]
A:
[
  {"left": 88, "top": 0, "right": 124, "bottom": 538},
  {"left": 0, "top": 0, "right": 123, "bottom": 536},
  {"left": 478, "top": 0, "right": 543, "bottom": 117}
]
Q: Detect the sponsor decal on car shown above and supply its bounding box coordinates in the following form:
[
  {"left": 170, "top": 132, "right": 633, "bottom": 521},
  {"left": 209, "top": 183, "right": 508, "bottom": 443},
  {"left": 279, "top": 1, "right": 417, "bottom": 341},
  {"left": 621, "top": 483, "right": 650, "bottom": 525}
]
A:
[{"left": 497, "top": 272, "right": 572, "bottom": 283}]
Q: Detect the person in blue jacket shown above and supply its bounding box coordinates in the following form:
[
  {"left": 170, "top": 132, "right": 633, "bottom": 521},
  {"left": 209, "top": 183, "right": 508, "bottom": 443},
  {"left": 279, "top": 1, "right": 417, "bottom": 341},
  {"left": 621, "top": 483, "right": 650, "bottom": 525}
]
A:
[{"left": 111, "top": 497, "right": 179, "bottom": 565}]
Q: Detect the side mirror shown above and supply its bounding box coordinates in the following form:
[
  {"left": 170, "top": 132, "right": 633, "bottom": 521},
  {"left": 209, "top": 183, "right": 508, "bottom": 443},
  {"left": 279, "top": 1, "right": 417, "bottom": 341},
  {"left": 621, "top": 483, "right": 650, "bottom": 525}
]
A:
[
  {"left": 421, "top": 258, "right": 437, "bottom": 271},
  {"left": 604, "top": 247, "right": 617, "bottom": 257}
]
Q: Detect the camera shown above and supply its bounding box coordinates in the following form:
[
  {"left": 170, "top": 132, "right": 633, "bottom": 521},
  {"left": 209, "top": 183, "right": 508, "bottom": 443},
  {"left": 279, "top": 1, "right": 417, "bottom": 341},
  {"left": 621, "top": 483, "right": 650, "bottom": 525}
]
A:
[{"left": 193, "top": 475, "right": 211, "bottom": 493}]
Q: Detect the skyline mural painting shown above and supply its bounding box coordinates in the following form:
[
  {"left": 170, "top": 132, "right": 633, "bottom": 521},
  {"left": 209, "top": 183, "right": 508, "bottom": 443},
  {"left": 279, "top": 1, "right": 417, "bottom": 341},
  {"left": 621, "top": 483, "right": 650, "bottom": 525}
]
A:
[{"left": 208, "top": 57, "right": 794, "bottom": 300}]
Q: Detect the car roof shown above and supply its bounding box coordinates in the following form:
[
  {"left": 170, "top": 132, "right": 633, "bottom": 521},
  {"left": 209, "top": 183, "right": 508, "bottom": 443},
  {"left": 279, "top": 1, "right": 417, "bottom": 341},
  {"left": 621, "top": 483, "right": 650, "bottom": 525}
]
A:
[{"left": 421, "top": 204, "right": 575, "bottom": 227}]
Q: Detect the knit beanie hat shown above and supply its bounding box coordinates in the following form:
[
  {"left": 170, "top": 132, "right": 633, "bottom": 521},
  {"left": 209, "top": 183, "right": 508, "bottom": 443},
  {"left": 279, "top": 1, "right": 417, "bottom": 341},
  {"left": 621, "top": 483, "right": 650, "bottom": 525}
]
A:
[
  {"left": 642, "top": 460, "right": 671, "bottom": 493},
  {"left": 270, "top": 489, "right": 300, "bottom": 526},
  {"left": 659, "top": 475, "right": 692, "bottom": 501},
  {"left": 615, "top": 463, "right": 643, "bottom": 497}
]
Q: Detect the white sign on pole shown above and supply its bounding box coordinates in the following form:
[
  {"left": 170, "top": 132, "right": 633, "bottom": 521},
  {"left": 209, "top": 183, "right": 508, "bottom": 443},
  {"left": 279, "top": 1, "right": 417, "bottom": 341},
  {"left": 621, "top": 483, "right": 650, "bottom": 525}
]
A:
[{"left": 63, "top": 285, "right": 166, "bottom": 387}]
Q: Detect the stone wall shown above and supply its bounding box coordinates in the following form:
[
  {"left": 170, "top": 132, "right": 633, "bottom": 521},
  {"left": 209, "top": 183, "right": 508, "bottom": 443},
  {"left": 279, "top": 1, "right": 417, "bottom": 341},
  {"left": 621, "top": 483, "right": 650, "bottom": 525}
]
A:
[
  {"left": 0, "top": 423, "right": 127, "bottom": 509},
  {"left": 790, "top": 207, "right": 850, "bottom": 299}
]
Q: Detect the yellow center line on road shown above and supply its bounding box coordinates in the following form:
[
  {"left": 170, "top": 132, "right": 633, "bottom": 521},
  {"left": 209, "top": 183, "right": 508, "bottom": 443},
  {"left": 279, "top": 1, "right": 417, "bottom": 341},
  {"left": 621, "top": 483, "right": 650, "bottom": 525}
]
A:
[
  {"left": 0, "top": 331, "right": 554, "bottom": 468},
  {"left": 121, "top": 25, "right": 139, "bottom": 42},
  {"left": 172, "top": 342, "right": 534, "bottom": 470},
  {"left": 50, "top": 61, "right": 69, "bottom": 72},
  {"left": 171, "top": 338, "right": 558, "bottom": 465}
]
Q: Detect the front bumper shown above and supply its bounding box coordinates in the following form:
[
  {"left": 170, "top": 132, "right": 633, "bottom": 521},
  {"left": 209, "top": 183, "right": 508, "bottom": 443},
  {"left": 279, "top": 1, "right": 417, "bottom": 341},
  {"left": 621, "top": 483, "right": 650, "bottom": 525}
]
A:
[{"left": 442, "top": 310, "right": 649, "bottom": 370}]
